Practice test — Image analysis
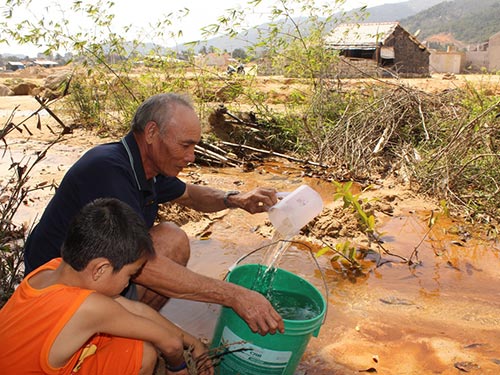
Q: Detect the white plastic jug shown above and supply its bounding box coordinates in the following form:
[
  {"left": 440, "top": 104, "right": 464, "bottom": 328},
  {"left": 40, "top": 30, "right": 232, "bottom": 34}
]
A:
[{"left": 268, "top": 185, "right": 324, "bottom": 237}]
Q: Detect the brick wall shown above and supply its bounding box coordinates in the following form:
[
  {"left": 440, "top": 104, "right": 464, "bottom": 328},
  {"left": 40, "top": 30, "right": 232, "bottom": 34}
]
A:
[{"left": 385, "top": 26, "right": 430, "bottom": 76}]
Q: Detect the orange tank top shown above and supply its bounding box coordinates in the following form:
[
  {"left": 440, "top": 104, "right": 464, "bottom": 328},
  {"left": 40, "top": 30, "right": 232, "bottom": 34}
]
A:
[{"left": 0, "top": 258, "right": 94, "bottom": 374}]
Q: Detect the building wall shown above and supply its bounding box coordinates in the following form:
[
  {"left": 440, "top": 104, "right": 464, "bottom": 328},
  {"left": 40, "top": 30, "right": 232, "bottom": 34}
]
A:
[
  {"left": 429, "top": 51, "right": 465, "bottom": 74},
  {"left": 384, "top": 26, "right": 430, "bottom": 76},
  {"left": 336, "top": 57, "right": 378, "bottom": 78},
  {"left": 466, "top": 50, "right": 489, "bottom": 71},
  {"left": 489, "top": 31, "right": 500, "bottom": 72}
]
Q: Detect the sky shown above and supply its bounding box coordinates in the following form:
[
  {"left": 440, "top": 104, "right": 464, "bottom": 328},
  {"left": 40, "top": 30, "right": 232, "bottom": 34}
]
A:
[{"left": 1, "top": 0, "right": 405, "bottom": 57}]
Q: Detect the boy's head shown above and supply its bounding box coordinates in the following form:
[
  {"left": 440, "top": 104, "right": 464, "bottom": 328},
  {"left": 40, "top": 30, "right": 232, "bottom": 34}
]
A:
[{"left": 61, "top": 198, "right": 155, "bottom": 272}]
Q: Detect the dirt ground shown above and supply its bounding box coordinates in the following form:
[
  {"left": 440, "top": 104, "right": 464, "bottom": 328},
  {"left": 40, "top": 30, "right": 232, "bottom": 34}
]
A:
[{"left": 2, "top": 71, "right": 500, "bottom": 375}]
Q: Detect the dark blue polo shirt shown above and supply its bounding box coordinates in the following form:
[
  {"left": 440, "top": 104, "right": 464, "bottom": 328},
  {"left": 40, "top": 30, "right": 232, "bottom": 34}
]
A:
[{"left": 24, "top": 132, "right": 186, "bottom": 274}]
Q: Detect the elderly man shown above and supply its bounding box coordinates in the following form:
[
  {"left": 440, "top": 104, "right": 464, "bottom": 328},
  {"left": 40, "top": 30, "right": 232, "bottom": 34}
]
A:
[{"left": 24, "top": 93, "right": 284, "bottom": 335}]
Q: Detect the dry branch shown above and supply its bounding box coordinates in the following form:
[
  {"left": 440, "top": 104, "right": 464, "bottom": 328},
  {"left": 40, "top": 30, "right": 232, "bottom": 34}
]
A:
[
  {"left": 34, "top": 96, "right": 72, "bottom": 135},
  {"left": 220, "top": 141, "right": 329, "bottom": 168},
  {"left": 194, "top": 144, "right": 239, "bottom": 167}
]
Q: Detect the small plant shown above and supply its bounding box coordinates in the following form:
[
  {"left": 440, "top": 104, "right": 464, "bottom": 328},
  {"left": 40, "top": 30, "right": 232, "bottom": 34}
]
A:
[
  {"left": 315, "top": 240, "right": 363, "bottom": 280},
  {"left": 0, "top": 226, "right": 25, "bottom": 308},
  {"left": 314, "top": 181, "right": 379, "bottom": 280},
  {"left": 332, "top": 181, "right": 378, "bottom": 239},
  {"left": 314, "top": 180, "right": 416, "bottom": 279}
]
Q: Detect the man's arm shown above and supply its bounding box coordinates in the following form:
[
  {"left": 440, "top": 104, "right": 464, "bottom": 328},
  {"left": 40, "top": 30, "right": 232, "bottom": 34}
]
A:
[
  {"left": 173, "top": 184, "right": 278, "bottom": 213},
  {"left": 156, "top": 183, "right": 284, "bottom": 334},
  {"left": 134, "top": 249, "right": 284, "bottom": 336}
]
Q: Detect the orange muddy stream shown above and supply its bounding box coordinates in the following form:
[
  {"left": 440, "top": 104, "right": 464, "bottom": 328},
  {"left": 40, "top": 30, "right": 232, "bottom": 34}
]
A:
[{"left": 162, "top": 165, "right": 500, "bottom": 375}]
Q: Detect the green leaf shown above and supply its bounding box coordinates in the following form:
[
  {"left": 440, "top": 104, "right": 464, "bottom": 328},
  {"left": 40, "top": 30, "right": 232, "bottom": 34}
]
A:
[
  {"left": 368, "top": 215, "right": 376, "bottom": 230},
  {"left": 428, "top": 211, "right": 436, "bottom": 228},
  {"left": 349, "top": 246, "right": 357, "bottom": 260},
  {"left": 315, "top": 246, "right": 331, "bottom": 258}
]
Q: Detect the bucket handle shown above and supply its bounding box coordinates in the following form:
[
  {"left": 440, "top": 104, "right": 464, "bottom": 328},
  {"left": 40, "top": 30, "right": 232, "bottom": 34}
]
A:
[{"left": 226, "top": 240, "right": 329, "bottom": 324}]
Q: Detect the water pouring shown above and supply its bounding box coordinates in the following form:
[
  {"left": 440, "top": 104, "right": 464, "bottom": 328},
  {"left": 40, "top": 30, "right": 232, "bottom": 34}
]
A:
[
  {"left": 211, "top": 185, "right": 326, "bottom": 375},
  {"left": 260, "top": 185, "right": 324, "bottom": 272}
]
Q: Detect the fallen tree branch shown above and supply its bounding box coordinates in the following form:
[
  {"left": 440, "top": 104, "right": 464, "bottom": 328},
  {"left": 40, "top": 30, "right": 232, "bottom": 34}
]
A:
[
  {"left": 430, "top": 98, "right": 500, "bottom": 166},
  {"left": 216, "top": 105, "right": 261, "bottom": 132},
  {"left": 194, "top": 144, "right": 239, "bottom": 167},
  {"left": 220, "top": 141, "right": 329, "bottom": 168},
  {"left": 34, "top": 96, "right": 72, "bottom": 135}
]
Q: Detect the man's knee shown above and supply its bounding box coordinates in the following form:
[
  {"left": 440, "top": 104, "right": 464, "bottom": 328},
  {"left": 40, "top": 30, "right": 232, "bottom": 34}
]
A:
[{"left": 149, "top": 222, "right": 190, "bottom": 266}]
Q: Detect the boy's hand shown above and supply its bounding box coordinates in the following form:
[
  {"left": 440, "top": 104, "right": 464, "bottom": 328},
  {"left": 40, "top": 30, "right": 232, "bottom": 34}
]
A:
[{"left": 185, "top": 341, "right": 214, "bottom": 375}]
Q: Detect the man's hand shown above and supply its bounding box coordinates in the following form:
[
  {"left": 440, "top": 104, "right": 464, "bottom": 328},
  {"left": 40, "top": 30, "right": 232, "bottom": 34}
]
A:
[
  {"left": 231, "top": 288, "right": 284, "bottom": 336},
  {"left": 231, "top": 187, "right": 278, "bottom": 214}
]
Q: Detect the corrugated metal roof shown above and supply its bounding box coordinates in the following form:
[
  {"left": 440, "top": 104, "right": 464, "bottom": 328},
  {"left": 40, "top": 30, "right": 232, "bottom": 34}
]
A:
[
  {"left": 34, "top": 60, "right": 58, "bottom": 65},
  {"left": 325, "top": 22, "right": 399, "bottom": 50}
]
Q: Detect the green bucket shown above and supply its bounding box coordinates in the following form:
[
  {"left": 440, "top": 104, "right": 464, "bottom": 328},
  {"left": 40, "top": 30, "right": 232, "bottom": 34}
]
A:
[{"left": 211, "top": 263, "right": 326, "bottom": 375}]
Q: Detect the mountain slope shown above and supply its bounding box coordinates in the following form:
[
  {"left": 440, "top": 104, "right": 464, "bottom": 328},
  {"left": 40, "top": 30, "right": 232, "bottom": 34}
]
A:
[
  {"left": 360, "top": 0, "right": 443, "bottom": 22},
  {"left": 401, "top": 0, "right": 500, "bottom": 43}
]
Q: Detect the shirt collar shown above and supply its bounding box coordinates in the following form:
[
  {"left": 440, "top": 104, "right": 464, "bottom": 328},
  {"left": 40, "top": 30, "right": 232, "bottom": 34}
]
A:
[{"left": 121, "top": 132, "right": 154, "bottom": 192}]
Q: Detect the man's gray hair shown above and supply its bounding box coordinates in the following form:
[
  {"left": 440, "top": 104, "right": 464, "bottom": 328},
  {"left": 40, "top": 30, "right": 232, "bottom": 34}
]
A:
[{"left": 131, "top": 93, "right": 194, "bottom": 133}]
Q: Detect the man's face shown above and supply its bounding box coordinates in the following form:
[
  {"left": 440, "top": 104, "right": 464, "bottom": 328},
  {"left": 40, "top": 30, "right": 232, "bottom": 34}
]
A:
[{"left": 150, "top": 105, "right": 201, "bottom": 177}]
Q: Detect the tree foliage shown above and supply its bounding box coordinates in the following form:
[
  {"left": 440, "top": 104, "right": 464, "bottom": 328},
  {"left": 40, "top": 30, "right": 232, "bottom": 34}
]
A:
[{"left": 231, "top": 48, "right": 247, "bottom": 60}]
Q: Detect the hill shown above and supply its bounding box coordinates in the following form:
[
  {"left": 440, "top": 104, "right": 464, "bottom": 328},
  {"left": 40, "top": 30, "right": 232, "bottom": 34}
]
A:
[
  {"left": 182, "top": 0, "right": 500, "bottom": 53},
  {"left": 400, "top": 0, "right": 500, "bottom": 43},
  {"left": 360, "top": 0, "right": 443, "bottom": 22}
]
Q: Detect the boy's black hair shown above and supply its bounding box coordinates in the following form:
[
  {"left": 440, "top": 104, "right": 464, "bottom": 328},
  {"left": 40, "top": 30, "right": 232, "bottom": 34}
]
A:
[{"left": 61, "top": 198, "right": 155, "bottom": 272}]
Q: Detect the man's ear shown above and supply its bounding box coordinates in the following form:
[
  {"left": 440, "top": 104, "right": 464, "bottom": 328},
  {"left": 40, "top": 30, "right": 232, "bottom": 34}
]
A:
[
  {"left": 144, "top": 121, "right": 158, "bottom": 144},
  {"left": 89, "top": 258, "right": 112, "bottom": 281}
]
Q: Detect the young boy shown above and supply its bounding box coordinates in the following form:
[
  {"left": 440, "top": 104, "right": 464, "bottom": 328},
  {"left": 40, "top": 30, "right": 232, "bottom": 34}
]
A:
[{"left": 0, "top": 198, "right": 211, "bottom": 375}]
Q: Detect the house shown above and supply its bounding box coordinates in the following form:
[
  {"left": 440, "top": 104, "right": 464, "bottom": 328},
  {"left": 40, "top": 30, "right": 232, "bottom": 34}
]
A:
[
  {"left": 33, "top": 60, "right": 58, "bottom": 68},
  {"left": 488, "top": 31, "right": 500, "bottom": 72},
  {"left": 5, "top": 61, "right": 25, "bottom": 71},
  {"left": 142, "top": 55, "right": 188, "bottom": 67},
  {"left": 197, "top": 53, "right": 234, "bottom": 68},
  {"left": 325, "top": 22, "right": 430, "bottom": 78}
]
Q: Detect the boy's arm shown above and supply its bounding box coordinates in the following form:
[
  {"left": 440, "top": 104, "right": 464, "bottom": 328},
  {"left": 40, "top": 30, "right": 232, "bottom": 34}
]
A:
[
  {"left": 67, "top": 294, "right": 196, "bottom": 368},
  {"left": 114, "top": 296, "right": 207, "bottom": 360}
]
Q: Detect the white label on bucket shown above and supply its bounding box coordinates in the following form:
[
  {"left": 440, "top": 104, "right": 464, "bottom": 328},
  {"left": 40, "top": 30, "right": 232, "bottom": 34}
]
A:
[{"left": 221, "top": 326, "right": 292, "bottom": 374}]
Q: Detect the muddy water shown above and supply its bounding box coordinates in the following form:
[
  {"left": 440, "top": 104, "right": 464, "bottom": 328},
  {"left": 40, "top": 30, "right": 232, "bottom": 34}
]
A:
[
  {"left": 161, "top": 166, "right": 500, "bottom": 375},
  {"left": 305, "top": 211, "right": 500, "bottom": 375}
]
